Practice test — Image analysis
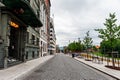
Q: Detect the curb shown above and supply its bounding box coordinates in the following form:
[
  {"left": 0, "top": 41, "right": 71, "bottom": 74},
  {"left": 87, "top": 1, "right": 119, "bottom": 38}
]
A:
[
  {"left": 74, "top": 57, "right": 120, "bottom": 80},
  {"left": 15, "top": 56, "right": 55, "bottom": 80}
]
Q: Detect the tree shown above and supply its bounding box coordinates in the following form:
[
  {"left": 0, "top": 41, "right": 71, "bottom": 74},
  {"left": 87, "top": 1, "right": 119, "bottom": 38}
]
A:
[
  {"left": 68, "top": 41, "right": 83, "bottom": 52},
  {"left": 100, "top": 40, "right": 111, "bottom": 54},
  {"left": 83, "top": 31, "right": 93, "bottom": 51},
  {"left": 95, "top": 13, "right": 120, "bottom": 44},
  {"left": 95, "top": 13, "right": 120, "bottom": 67},
  {"left": 83, "top": 31, "right": 93, "bottom": 60},
  {"left": 93, "top": 45, "right": 98, "bottom": 52},
  {"left": 63, "top": 46, "right": 68, "bottom": 54},
  {"left": 100, "top": 39, "right": 120, "bottom": 55}
]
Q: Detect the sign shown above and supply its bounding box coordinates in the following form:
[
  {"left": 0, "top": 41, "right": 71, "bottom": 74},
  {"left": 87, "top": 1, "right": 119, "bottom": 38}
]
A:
[{"left": 10, "top": 21, "right": 19, "bottom": 28}]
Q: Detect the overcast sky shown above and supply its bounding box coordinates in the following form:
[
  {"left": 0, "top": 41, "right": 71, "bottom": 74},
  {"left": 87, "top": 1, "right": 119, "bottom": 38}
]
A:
[{"left": 51, "top": 0, "right": 120, "bottom": 47}]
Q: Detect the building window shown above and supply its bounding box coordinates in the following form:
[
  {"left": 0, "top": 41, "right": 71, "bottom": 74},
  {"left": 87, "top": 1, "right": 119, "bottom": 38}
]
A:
[
  {"left": 26, "top": 51, "right": 28, "bottom": 59},
  {"left": 37, "top": 51, "right": 39, "bottom": 57},
  {"left": 26, "top": 32, "right": 29, "bottom": 43},
  {"left": 36, "top": 38, "right": 39, "bottom": 45},
  {"left": 32, "top": 51, "right": 35, "bottom": 58},
  {"left": 31, "top": 35, "right": 35, "bottom": 45}
]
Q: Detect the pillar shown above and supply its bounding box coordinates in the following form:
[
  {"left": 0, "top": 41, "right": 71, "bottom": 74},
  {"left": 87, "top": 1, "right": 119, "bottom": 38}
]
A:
[{"left": 0, "top": 10, "right": 9, "bottom": 68}]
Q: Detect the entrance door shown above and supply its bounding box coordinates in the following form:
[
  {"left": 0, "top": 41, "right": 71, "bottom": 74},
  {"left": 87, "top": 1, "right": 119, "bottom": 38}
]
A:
[{"left": 8, "top": 26, "right": 21, "bottom": 62}]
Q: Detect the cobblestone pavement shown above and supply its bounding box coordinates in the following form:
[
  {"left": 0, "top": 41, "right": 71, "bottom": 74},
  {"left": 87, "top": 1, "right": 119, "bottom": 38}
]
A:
[{"left": 23, "top": 53, "right": 116, "bottom": 80}]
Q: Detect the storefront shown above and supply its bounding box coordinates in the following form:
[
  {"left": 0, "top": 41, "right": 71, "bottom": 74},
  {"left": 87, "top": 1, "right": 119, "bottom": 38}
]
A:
[
  {"left": 0, "top": 7, "right": 27, "bottom": 68},
  {"left": 0, "top": 0, "right": 42, "bottom": 68}
]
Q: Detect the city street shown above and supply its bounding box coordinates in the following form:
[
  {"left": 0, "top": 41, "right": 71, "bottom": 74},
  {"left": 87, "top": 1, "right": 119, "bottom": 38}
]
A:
[
  {"left": 23, "top": 53, "right": 116, "bottom": 80},
  {"left": 1, "top": 1, "right": 120, "bottom": 80}
]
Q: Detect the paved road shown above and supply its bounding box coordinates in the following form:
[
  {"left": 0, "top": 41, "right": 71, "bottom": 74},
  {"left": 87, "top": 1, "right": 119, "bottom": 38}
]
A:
[{"left": 23, "top": 53, "right": 116, "bottom": 80}]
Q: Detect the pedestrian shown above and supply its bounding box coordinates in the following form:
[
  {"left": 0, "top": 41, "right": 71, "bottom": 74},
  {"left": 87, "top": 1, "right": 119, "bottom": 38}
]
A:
[{"left": 72, "top": 53, "right": 75, "bottom": 58}]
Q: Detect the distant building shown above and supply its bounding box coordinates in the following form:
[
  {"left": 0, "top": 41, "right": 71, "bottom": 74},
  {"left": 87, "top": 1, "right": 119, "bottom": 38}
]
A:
[
  {"left": 56, "top": 45, "right": 60, "bottom": 53},
  {"left": 48, "top": 18, "right": 56, "bottom": 55},
  {"left": 59, "top": 47, "right": 64, "bottom": 53}
]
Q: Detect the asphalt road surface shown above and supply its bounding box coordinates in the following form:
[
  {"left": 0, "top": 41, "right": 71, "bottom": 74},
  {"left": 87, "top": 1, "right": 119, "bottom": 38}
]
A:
[{"left": 23, "top": 53, "right": 116, "bottom": 80}]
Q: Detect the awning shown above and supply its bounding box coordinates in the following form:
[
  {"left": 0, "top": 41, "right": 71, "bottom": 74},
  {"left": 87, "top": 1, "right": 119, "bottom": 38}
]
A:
[{"left": 2, "top": 0, "right": 43, "bottom": 27}]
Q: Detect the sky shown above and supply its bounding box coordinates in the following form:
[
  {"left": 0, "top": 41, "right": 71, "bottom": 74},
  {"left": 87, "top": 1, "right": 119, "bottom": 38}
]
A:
[{"left": 51, "top": 0, "right": 120, "bottom": 47}]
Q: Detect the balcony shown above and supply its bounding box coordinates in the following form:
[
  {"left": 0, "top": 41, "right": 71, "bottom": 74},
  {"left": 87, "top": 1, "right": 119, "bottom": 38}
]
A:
[{"left": 2, "top": 0, "right": 42, "bottom": 27}]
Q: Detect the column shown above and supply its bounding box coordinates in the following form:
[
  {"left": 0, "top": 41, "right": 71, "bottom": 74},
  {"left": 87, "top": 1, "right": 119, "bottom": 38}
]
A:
[{"left": 0, "top": 11, "right": 9, "bottom": 68}]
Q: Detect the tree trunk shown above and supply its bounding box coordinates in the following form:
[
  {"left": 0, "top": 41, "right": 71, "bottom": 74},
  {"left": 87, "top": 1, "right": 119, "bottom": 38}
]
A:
[{"left": 112, "top": 52, "right": 115, "bottom": 67}]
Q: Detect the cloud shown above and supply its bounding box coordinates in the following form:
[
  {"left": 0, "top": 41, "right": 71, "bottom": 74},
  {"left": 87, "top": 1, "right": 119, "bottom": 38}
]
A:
[{"left": 51, "top": 0, "right": 120, "bottom": 46}]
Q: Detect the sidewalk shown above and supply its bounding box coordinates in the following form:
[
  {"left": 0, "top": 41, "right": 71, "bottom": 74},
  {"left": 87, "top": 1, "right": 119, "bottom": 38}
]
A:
[
  {"left": 74, "top": 57, "right": 120, "bottom": 80},
  {"left": 0, "top": 55, "right": 54, "bottom": 80}
]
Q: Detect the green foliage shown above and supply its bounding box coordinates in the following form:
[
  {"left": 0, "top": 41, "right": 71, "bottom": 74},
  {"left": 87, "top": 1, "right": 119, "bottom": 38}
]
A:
[
  {"left": 93, "top": 52, "right": 104, "bottom": 57},
  {"left": 95, "top": 13, "right": 120, "bottom": 53},
  {"left": 100, "top": 40, "right": 112, "bottom": 54},
  {"left": 68, "top": 41, "right": 83, "bottom": 52},
  {"left": 92, "top": 46, "right": 98, "bottom": 51},
  {"left": 100, "top": 39, "right": 120, "bottom": 54},
  {"left": 95, "top": 13, "right": 120, "bottom": 48},
  {"left": 83, "top": 31, "right": 93, "bottom": 49},
  {"left": 63, "top": 46, "right": 68, "bottom": 54},
  {"left": 114, "top": 40, "right": 120, "bottom": 54}
]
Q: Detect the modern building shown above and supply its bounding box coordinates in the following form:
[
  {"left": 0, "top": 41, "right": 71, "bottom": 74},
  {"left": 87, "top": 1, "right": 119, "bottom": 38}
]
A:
[
  {"left": 48, "top": 18, "right": 56, "bottom": 54},
  {"left": 0, "top": 0, "right": 43, "bottom": 68}
]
